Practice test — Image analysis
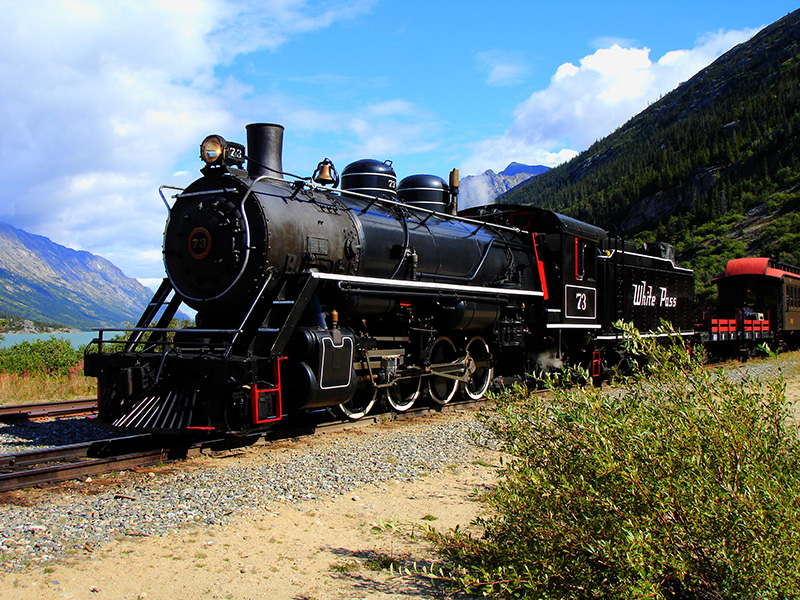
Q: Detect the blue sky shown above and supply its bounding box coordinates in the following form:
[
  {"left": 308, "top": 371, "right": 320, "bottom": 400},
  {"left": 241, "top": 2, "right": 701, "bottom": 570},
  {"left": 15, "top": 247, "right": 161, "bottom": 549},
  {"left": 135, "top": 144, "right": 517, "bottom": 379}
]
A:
[{"left": 0, "top": 1, "right": 796, "bottom": 288}]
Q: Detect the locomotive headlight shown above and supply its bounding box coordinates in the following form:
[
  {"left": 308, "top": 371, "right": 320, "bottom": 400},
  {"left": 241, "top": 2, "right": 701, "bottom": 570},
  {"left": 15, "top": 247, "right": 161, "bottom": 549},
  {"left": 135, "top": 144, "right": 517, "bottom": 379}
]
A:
[
  {"left": 200, "top": 135, "right": 225, "bottom": 165},
  {"left": 200, "top": 135, "right": 246, "bottom": 168}
]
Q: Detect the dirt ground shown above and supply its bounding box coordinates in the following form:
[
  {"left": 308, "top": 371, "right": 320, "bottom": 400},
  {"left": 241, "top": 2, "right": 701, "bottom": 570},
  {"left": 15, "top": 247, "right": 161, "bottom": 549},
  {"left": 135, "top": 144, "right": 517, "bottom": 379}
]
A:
[
  {"left": 0, "top": 429, "right": 499, "bottom": 600},
  {"left": 3, "top": 356, "right": 800, "bottom": 600}
]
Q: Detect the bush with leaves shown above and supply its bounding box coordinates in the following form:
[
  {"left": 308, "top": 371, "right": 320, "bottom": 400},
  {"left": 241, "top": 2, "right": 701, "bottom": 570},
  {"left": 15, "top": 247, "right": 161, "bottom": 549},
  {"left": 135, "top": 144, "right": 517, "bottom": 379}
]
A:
[
  {"left": 437, "top": 322, "right": 800, "bottom": 599},
  {"left": 0, "top": 337, "right": 84, "bottom": 376}
]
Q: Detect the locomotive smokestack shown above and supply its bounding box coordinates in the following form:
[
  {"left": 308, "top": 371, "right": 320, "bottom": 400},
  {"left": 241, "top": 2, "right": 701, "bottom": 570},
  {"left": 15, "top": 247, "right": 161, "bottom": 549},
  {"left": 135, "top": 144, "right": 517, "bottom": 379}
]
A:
[{"left": 246, "top": 123, "right": 284, "bottom": 179}]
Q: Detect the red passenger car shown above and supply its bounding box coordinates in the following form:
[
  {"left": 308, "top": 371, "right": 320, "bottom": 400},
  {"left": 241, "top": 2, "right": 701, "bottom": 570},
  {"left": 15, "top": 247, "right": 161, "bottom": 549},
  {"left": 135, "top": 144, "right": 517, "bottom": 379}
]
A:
[{"left": 699, "top": 257, "right": 800, "bottom": 354}]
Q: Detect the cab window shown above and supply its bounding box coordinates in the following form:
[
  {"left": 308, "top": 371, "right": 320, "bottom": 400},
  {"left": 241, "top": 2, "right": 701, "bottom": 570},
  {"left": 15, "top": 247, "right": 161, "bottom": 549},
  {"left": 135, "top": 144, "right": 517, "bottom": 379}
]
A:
[{"left": 575, "top": 238, "right": 596, "bottom": 281}]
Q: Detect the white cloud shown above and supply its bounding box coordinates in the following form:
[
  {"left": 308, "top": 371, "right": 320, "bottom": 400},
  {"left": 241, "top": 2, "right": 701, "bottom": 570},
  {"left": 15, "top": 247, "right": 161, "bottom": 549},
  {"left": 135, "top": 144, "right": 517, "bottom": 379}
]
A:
[
  {"left": 214, "top": 0, "right": 377, "bottom": 56},
  {"left": 241, "top": 94, "right": 443, "bottom": 167},
  {"left": 0, "top": 0, "right": 377, "bottom": 280},
  {"left": 476, "top": 50, "right": 530, "bottom": 86},
  {"left": 461, "top": 27, "right": 760, "bottom": 176},
  {"left": 327, "top": 99, "right": 443, "bottom": 162},
  {"left": 365, "top": 99, "right": 418, "bottom": 117},
  {"left": 344, "top": 111, "right": 442, "bottom": 160}
]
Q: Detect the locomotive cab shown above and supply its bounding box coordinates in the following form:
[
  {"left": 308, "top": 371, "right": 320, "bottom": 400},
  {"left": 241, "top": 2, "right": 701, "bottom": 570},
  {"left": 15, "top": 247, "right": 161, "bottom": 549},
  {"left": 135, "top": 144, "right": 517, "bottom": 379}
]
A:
[{"left": 504, "top": 207, "right": 604, "bottom": 356}]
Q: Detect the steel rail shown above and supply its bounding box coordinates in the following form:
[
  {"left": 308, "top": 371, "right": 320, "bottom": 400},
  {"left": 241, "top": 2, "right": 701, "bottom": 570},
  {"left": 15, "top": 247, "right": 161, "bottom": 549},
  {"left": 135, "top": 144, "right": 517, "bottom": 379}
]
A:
[
  {"left": 0, "top": 434, "right": 153, "bottom": 469},
  {"left": 0, "top": 448, "right": 181, "bottom": 492},
  {"left": 0, "top": 399, "right": 98, "bottom": 421},
  {"left": 0, "top": 441, "right": 98, "bottom": 469}
]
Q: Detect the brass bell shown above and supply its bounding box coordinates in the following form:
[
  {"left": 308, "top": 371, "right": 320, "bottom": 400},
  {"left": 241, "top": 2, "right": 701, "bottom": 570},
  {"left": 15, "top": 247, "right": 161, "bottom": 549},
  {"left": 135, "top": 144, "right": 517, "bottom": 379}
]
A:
[{"left": 313, "top": 158, "right": 339, "bottom": 186}]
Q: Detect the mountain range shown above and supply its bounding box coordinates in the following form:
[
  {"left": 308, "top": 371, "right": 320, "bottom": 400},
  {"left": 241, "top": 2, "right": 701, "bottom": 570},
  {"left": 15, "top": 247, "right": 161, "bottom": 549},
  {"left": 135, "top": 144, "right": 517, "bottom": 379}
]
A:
[
  {"left": 0, "top": 222, "right": 156, "bottom": 330},
  {"left": 459, "top": 163, "right": 549, "bottom": 208}
]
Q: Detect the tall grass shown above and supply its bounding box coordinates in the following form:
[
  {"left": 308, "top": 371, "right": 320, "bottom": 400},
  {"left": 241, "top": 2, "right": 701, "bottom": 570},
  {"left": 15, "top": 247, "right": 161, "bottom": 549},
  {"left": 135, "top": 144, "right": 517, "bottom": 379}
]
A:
[
  {"left": 0, "top": 337, "right": 95, "bottom": 405},
  {"left": 0, "top": 367, "right": 96, "bottom": 405}
]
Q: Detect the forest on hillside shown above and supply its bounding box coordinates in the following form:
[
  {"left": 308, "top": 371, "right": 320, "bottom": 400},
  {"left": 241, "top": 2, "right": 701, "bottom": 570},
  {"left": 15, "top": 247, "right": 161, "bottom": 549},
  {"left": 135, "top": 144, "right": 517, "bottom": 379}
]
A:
[{"left": 501, "top": 9, "right": 800, "bottom": 307}]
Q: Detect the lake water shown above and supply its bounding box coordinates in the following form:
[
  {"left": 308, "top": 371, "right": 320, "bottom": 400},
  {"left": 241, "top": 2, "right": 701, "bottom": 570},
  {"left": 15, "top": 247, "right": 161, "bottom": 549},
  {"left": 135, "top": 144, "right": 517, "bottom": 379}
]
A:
[{"left": 0, "top": 331, "right": 99, "bottom": 349}]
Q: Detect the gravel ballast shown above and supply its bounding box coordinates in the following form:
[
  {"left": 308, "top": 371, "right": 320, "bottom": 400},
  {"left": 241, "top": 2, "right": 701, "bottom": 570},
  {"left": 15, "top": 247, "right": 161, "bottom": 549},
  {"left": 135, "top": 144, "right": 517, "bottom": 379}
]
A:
[
  {"left": 0, "top": 412, "right": 491, "bottom": 572},
  {"left": 0, "top": 416, "right": 123, "bottom": 455}
]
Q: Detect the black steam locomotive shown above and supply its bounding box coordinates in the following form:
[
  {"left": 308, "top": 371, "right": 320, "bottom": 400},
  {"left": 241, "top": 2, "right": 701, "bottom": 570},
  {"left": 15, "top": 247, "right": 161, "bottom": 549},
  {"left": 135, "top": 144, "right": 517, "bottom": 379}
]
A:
[{"left": 84, "top": 123, "right": 694, "bottom": 435}]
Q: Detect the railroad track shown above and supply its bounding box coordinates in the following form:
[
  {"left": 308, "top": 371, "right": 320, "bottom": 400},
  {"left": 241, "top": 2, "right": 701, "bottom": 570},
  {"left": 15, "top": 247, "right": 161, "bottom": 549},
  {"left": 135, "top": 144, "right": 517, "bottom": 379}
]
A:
[
  {"left": 0, "top": 435, "right": 195, "bottom": 493},
  {"left": 0, "top": 400, "right": 479, "bottom": 493},
  {"left": 0, "top": 398, "right": 98, "bottom": 421}
]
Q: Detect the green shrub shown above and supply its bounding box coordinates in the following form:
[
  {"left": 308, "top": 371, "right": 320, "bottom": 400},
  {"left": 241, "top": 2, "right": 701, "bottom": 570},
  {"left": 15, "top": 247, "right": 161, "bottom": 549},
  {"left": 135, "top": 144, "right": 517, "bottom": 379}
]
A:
[
  {"left": 0, "top": 337, "right": 84, "bottom": 376},
  {"left": 438, "top": 323, "right": 800, "bottom": 599}
]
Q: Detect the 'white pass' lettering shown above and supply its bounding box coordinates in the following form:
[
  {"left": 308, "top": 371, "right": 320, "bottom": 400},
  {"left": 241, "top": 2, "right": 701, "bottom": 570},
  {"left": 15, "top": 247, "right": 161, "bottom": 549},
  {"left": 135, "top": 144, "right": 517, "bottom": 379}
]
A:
[{"left": 632, "top": 281, "right": 677, "bottom": 308}]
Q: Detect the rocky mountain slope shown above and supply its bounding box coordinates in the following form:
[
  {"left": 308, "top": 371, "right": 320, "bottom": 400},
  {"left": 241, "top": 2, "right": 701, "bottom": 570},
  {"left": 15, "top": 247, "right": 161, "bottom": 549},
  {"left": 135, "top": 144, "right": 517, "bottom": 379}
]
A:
[
  {"left": 459, "top": 162, "right": 548, "bottom": 208},
  {"left": 0, "top": 222, "right": 156, "bottom": 330}
]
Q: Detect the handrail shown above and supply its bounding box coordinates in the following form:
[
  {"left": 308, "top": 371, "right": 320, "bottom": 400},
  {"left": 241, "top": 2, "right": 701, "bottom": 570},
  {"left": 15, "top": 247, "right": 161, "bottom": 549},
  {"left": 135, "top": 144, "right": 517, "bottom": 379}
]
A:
[{"left": 158, "top": 185, "right": 185, "bottom": 210}]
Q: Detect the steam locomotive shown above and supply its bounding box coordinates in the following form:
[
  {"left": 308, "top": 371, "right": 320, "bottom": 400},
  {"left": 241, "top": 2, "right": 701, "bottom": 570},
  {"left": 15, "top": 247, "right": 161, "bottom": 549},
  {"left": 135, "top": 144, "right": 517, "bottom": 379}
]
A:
[{"left": 84, "top": 123, "right": 694, "bottom": 435}]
